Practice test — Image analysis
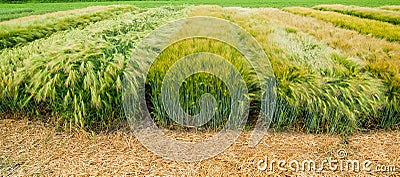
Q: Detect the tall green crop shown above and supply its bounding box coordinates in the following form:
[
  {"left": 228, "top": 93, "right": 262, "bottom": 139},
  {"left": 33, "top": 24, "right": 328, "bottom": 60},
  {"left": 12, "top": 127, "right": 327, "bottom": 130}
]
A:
[{"left": 0, "top": 6, "right": 189, "bottom": 129}]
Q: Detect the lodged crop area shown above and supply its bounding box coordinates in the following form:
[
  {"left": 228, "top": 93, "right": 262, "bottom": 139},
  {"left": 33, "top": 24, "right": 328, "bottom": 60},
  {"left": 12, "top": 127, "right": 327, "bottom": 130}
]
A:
[
  {"left": 0, "top": 5, "right": 139, "bottom": 50},
  {"left": 0, "top": 5, "right": 189, "bottom": 129},
  {"left": 0, "top": 4, "right": 399, "bottom": 133}
]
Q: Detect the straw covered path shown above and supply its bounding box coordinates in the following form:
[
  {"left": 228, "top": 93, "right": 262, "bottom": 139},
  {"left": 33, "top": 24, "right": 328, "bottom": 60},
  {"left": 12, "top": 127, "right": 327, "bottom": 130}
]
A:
[{"left": 0, "top": 118, "right": 399, "bottom": 176}]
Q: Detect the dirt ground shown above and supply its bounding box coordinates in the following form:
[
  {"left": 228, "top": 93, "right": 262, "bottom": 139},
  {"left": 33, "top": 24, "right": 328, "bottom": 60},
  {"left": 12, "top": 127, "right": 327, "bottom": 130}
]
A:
[{"left": 0, "top": 118, "right": 399, "bottom": 176}]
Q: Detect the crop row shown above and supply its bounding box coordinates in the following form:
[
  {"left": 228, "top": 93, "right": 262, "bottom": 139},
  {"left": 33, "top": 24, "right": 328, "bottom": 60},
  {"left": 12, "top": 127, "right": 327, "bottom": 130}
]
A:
[
  {"left": 0, "top": 8, "right": 34, "bottom": 21},
  {"left": 280, "top": 7, "right": 400, "bottom": 98},
  {"left": 0, "top": 6, "right": 188, "bottom": 129},
  {"left": 256, "top": 7, "right": 400, "bottom": 130},
  {"left": 188, "top": 6, "right": 399, "bottom": 132},
  {"left": 314, "top": 4, "right": 400, "bottom": 25},
  {"left": 0, "top": 8, "right": 33, "bottom": 15},
  {"left": 0, "top": 5, "right": 138, "bottom": 50},
  {"left": 144, "top": 37, "right": 260, "bottom": 130},
  {"left": 380, "top": 5, "right": 400, "bottom": 11},
  {"left": 282, "top": 7, "right": 400, "bottom": 42}
]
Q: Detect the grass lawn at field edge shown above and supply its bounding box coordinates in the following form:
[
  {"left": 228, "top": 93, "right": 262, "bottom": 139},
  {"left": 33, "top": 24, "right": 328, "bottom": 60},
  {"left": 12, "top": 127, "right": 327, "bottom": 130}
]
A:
[{"left": 0, "top": 0, "right": 400, "bottom": 11}]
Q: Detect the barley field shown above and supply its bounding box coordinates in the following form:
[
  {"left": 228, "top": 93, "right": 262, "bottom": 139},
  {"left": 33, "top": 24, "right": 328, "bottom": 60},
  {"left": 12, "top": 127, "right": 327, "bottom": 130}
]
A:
[{"left": 0, "top": 2, "right": 399, "bottom": 176}]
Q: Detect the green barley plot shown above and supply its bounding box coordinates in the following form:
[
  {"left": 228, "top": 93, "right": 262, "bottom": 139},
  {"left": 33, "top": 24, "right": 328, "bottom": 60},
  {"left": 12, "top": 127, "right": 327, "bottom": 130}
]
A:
[
  {"left": 0, "top": 5, "right": 137, "bottom": 50},
  {"left": 0, "top": 6, "right": 189, "bottom": 129}
]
